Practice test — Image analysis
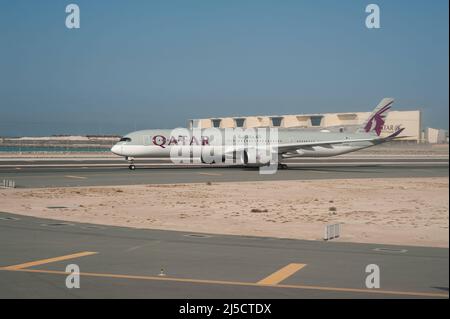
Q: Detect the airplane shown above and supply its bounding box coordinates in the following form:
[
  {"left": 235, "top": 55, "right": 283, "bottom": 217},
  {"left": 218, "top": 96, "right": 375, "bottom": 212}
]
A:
[{"left": 111, "top": 98, "right": 406, "bottom": 170}]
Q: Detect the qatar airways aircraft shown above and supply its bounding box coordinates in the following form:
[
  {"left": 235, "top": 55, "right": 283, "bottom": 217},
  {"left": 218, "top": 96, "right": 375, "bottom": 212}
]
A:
[{"left": 111, "top": 98, "right": 405, "bottom": 170}]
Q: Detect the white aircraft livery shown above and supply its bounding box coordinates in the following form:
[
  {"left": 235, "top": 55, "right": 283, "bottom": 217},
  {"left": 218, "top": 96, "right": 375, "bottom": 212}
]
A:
[{"left": 111, "top": 98, "right": 405, "bottom": 170}]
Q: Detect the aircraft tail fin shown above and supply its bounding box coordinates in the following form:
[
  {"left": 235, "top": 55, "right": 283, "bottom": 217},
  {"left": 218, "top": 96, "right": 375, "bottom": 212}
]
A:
[{"left": 358, "top": 98, "right": 394, "bottom": 136}]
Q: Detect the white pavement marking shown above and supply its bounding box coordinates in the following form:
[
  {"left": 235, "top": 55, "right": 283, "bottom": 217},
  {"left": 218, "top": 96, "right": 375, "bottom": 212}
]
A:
[{"left": 64, "top": 175, "right": 87, "bottom": 179}]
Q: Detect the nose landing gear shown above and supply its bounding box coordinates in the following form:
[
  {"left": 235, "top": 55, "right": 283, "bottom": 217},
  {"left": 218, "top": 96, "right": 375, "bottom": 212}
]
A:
[{"left": 126, "top": 157, "right": 136, "bottom": 170}]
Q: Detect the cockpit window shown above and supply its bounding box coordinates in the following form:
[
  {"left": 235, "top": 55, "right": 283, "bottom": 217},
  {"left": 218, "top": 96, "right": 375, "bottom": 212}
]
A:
[{"left": 120, "top": 137, "right": 131, "bottom": 142}]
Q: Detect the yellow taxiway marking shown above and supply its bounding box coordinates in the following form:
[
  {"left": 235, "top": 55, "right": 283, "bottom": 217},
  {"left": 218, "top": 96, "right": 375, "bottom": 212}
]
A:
[
  {"left": 64, "top": 175, "right": 87, "bottom": 179},
  {"left": 257, "top": 263, "right": 307, "bottom": 285},
  {"left": 1, "top": 251, "right": 98, "bottom": 270},
  {"left": 0, "top": 267, "right": 447, "bottom": 298},
  {"left": 197, "top": 172, "right": 223, "bottom": 176}
]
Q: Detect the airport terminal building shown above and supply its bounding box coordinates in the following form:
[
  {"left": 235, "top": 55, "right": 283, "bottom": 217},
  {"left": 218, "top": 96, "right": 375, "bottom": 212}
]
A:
[{"left": 189, "top": 110, "right": 422, "bottom": 142}]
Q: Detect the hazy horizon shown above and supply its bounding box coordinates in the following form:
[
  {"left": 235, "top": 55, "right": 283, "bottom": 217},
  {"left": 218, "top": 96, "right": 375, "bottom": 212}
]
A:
[{"left": 0, "top": 0, "right": 448, "bottom": 137}]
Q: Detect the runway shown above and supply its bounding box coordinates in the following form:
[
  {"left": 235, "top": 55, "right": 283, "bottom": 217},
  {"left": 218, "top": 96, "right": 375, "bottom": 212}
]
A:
[
  {"left": 0, "top": 156, "right": 447, "bottom": 188},
  {"left": 0, "top": 212, "right": 448, "bottom": 298}
]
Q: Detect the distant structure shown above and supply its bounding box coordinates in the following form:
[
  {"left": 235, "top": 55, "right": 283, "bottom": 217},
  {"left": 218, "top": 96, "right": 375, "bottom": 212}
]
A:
[
  {"left": 424, "top": 128, "right": 448, "bottom": 144},
  {"left": 189, "top": 110, "right": 422, "bottom": 142}
]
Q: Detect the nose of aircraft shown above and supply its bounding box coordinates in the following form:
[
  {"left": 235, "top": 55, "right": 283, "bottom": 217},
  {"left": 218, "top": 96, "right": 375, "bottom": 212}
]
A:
[{"left": 111, "top": 144, "right": 122, "bottom": 155}]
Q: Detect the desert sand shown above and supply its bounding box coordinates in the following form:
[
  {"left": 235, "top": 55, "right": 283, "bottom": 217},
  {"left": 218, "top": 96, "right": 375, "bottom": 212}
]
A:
[{"left": 0, "top": 178, "right": 448, "bottom": 247}]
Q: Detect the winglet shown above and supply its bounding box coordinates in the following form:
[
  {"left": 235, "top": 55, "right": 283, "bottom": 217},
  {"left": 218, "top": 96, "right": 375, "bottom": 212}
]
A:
[
  {"left": 372, "top": 127, "right": 406, "bottom": 145},
  {"left": 385, "top": 127, "right": 405, "bottom": 140}
]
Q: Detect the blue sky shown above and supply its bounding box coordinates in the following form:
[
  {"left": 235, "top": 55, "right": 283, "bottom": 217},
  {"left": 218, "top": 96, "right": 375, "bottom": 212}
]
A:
[{"left": 0, "top": 0, "right": 448, "bottom": 136}]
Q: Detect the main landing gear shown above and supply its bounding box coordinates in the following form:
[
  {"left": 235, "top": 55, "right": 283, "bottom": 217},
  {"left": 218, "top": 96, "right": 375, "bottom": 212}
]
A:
[{"left": 278, "top": 163, "right": 288, "bottom": 170}]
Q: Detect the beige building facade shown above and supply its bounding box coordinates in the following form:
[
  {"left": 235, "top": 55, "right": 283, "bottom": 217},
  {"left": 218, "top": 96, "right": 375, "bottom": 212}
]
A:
[{"left": 189, "top": 110, "right": 422, "bottom": 142}]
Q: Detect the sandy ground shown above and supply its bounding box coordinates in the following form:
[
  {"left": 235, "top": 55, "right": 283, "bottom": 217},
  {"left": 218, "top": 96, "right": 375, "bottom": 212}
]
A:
[{"left": 0, "top": 178, "right": 448, "bottom": 247}]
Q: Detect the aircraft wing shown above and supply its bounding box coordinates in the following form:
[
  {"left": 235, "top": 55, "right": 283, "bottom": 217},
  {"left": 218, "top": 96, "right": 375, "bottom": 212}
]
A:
[
  {"left": 275, "top": 138, "right": 377, "bottom": 153},
  {"left": 223, "top": 128, "right": 405, "bottom": 155},
  {"left": 276, "top": 128, "right": 406, "bottom": 153},
  {"left": 222, "top": 137, "right": 376, "bottom": 156}
]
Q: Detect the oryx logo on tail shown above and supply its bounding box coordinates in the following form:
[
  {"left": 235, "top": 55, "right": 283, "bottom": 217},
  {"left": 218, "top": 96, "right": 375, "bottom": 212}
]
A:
[{"left": 361, "top": 98, "right": 394, "bottom": 136}]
